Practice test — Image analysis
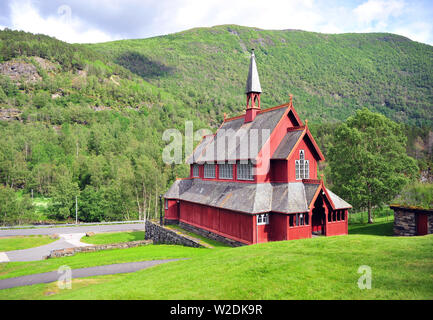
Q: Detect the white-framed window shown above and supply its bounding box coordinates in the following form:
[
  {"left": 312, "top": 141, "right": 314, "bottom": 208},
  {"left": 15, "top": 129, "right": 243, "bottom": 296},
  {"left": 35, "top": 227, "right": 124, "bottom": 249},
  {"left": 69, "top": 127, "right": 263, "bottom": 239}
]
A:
[
  {"left": 204, "top": 163, "right": 216, "bottom": 178},
  {"left": 165, "top": 199, "right": 168, "bottom": 210},
  {"left": 192, "top": 164, "right": 199, "bottom": 177},
  {"left": 237, "top": 161, "right": 254, "bottom": 180},
  {"left": 219, "top": 163, "right": 233, "bottom": 179},
  {"left": 257, "top": 213, "right": 269, "bottom": 225},
  {"left": 295, "top": 150, "right": 309, "bottom": 180}
]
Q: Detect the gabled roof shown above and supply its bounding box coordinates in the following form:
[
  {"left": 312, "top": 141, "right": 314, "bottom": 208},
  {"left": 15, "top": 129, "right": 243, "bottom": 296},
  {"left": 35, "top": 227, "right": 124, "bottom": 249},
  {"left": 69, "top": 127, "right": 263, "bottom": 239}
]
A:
[
  {"left": 187, "top": 105, "right": 288, "bottom": 164},
  {"left": 164, "top": 179, "right": 351, "bottom": 214},
  {"left": 245, "top": 50, "right": 262, "bottom": 93},
  {"left": 272, "top": 129, "right": 304, "bottom": 160},
  {"left": 271, "top": 126, "right": 325, "bottom": 161}
]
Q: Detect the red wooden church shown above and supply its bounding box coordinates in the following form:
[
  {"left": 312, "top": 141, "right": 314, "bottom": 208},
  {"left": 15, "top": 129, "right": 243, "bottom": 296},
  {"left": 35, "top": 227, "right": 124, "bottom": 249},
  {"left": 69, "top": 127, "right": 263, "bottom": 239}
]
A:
[{"left": 164, "top": 50, "right": 351, "bottom": 245}]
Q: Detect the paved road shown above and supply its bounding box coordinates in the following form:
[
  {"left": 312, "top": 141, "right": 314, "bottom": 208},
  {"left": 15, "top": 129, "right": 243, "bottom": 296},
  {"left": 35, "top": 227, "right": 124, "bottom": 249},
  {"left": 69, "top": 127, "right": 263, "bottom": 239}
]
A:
[
  {"left": 0, "top": 259, "right": 180, "bottom": 290},
  {"left": 0, "top": 223, "right": 145, "bottom": 262},
  {"left": 1, "top": 233, "right": 92, "bottom": 262},
  {"left": 0, "top": 223, "right": 145, "bottom": 237}
]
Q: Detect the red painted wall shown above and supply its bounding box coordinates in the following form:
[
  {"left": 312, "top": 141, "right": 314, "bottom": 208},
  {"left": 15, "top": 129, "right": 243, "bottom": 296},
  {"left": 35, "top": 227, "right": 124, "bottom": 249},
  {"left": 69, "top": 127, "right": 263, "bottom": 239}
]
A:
[
  {"left": 164, "top": 199, "right": 179, "bottom": 221},
  {"left": 287, "top": 225, "right": 312, "bottom": 240},
  {"left": 178, "top": 201, "right": 255, "bottom": 244},
  {"left": 270, "top": 160, "right": 288, "bottom": 183},
  {"left": 326, "top": 210, "right": 348, "bottom": 236},
  {"left": 287, "top": 137, "right": 318, "bottom": 182},
  {"left": 257, "top": 223, "right": 272, "bottom": 243},
  {"left": 270, "top": 213, "right": 288, "bottom": 241}
]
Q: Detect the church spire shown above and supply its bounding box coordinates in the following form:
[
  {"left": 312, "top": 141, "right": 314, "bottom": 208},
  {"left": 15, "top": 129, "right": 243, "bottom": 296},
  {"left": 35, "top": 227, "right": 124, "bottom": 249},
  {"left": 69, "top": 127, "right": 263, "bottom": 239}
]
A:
[
  {"left": 245, "top": 49, "right": 262, "bottom": 123},
  {"left": 245, "top": 49, "right": 262, "bottom": 94}
]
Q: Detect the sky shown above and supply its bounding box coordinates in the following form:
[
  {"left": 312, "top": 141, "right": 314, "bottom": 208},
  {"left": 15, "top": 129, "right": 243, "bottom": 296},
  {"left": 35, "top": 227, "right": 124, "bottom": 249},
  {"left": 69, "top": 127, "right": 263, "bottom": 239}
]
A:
[{"left": 0, "top": 0, "right": 432, "bottom": 45}]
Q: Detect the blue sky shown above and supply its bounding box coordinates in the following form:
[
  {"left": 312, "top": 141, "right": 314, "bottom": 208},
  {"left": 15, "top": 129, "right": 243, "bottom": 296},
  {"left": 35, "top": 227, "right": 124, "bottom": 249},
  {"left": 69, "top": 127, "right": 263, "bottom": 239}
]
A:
[{"left": 0, "top": 0, "right": 432, "bottom": 45}]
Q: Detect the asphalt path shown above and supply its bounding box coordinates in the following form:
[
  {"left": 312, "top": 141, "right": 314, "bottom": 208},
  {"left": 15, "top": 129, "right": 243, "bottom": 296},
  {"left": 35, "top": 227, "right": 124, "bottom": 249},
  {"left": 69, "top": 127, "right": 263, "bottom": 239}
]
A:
[
  {"left": 0, "top": 223, "right": 145, "bottom": 237},
  {"left": 0, "top": 259, "right": 180, "bottom": 290},
  {"left": 0, "top": 223, "right": 146, "bottom": 262},
  {"left": 1, "top": 233, "right": 92, "bottom": 262}
]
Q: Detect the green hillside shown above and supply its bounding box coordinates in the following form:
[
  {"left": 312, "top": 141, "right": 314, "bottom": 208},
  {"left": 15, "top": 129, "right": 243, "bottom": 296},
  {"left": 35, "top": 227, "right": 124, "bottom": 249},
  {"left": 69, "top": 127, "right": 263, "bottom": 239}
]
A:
[
  {"left": 0, "top": 26, "right": 432, "bottom": 224},
  {"left": 90, "top": 24, "right": 433, "bottom": 127}
]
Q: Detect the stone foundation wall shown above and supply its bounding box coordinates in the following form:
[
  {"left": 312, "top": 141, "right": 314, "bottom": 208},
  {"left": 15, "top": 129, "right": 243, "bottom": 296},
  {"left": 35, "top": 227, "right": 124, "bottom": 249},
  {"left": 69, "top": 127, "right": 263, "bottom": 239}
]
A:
[
  {"left": 393, "top": 209, "right": 417, "bottom": 236},
  {"left": 46, "top": 240, "right": 152, "bottom": 259},
  {"left": 178, "top": 221, "right": 245, "bottom": 247},
  {"left": 145, "top": 220, "right": 204, "bottom": 248}
]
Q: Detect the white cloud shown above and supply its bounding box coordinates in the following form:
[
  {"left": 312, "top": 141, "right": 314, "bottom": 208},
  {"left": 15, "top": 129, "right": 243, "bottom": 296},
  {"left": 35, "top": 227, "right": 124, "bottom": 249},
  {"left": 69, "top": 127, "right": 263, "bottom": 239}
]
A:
[
  {"left": 1, "top": 0, "right": 432, "bottom": 45},
  {"left": 353, "top": 0, "right": 405, "bottom": 25},
  {"left": 166, "top": 0, "right": 325, "bottom": 34},
  {"left": 9, "top": 0, "right": 117, "bottom": 43},
  {"left": 393, "top": 21, "right": 433, "bottom": 43}
]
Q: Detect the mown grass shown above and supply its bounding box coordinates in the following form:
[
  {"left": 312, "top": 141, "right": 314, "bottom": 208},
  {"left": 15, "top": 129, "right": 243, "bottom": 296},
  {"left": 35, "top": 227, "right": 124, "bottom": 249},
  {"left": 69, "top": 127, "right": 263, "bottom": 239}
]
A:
[
  {"left": 1, "top": 221, "right": 432, "bottom": 300},
  {"left": 0, "top": 244, "right": 210, "bottom": 281},
  {"left": 80, "top": 231, "right": 145, "bottom": 245},
  {"left": 0, "top": 235, "right": 56, "bottom": 252}
]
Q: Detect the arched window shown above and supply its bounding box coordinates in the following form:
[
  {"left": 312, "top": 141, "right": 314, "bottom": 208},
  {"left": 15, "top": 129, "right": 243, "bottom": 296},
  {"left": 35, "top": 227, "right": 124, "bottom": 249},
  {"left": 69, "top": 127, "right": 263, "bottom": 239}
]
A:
[{"left": 295, "top": 150, "right": 309, "bottom": 180}]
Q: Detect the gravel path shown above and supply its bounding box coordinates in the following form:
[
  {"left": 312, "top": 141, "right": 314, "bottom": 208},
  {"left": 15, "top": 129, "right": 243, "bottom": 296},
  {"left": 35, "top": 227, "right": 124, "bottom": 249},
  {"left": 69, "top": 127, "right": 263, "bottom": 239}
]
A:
[{"left": 0, "top": 259, "right": 179, "bottom": 290}]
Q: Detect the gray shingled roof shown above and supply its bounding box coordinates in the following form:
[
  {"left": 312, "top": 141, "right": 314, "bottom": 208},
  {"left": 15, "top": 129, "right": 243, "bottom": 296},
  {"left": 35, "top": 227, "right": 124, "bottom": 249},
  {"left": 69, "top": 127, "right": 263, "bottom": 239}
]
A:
[
  {"left": 165, "top": 179, "right": 351, "bottom": 213},
  {"left": 272, "top": 129, "right": 304, "bottom": 160},
  {"left": 326, "top": 188, "right": 353, "bottom": 209},
  {"left": 187, "top": 106, "right": 288, "bottom": 164},
  {"left": 245, "top": 50, "right": 262, "bottom": 93}
]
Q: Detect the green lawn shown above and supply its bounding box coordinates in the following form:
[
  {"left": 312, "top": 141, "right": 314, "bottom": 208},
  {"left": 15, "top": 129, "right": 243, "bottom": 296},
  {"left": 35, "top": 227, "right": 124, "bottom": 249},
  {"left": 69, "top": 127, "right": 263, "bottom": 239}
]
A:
[
  {"left": 0, "top": 244, "right": 209, "bottom": 281},
  {"left": 1, "top": 221, "right": 432, "bottom": 300},
  {"left": 81, "top": 231, "right": 145, "bottom": 245},
  {"left": 0, "top": 235, "right": 56, "bottom": 252}
]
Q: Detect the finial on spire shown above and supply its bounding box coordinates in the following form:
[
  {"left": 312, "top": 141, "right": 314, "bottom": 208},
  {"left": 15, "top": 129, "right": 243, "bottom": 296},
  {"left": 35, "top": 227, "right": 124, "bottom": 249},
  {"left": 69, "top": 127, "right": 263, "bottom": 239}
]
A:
[
  {"left": 305, "top": 119, "right": 308, "bottom": 127},
  {"left": 224, "top": 113, "right": 227, "bottom": 121},
  {"left": 289, "top": 94, "right": 293, "bottom": 105}
]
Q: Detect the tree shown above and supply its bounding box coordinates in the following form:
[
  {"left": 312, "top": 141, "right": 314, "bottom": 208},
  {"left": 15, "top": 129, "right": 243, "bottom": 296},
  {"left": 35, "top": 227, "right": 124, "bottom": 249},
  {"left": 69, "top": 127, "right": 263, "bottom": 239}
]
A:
[
  {"left": 328, "top": 108, "right": 419, "bottom": 223},
  {"left": 0, "top": 186, "right": 34, "bottom": 225},
  {"left": 48, "top": 169, "right": 80, "bottom": 220}
]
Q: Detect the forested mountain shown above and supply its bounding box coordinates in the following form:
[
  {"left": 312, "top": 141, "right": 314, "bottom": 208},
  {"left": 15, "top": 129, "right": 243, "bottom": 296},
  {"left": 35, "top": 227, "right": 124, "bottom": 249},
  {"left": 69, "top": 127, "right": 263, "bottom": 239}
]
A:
[
  {"left": 0, "top": 26, "right": 432, "bottom": 224},
  {"left": 90, "top": 24, "right": 433, "bottom": 127}
]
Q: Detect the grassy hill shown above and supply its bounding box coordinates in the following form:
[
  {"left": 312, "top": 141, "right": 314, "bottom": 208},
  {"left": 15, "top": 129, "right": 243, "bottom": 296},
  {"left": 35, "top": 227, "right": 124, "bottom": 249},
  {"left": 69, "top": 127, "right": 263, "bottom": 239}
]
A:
[
  {"left": 90, "top": 24, "right": 433, "bottom": 127},
  {"left": 1, "top": 221, "right": 432, "bottom": 300}
]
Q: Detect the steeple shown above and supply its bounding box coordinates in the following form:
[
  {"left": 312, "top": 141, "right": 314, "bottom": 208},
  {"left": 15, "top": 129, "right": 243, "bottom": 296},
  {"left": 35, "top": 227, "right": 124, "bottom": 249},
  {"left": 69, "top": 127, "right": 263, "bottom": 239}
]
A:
[{"left": 245, "top": 49, "right": 262, "bottom": 123}]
